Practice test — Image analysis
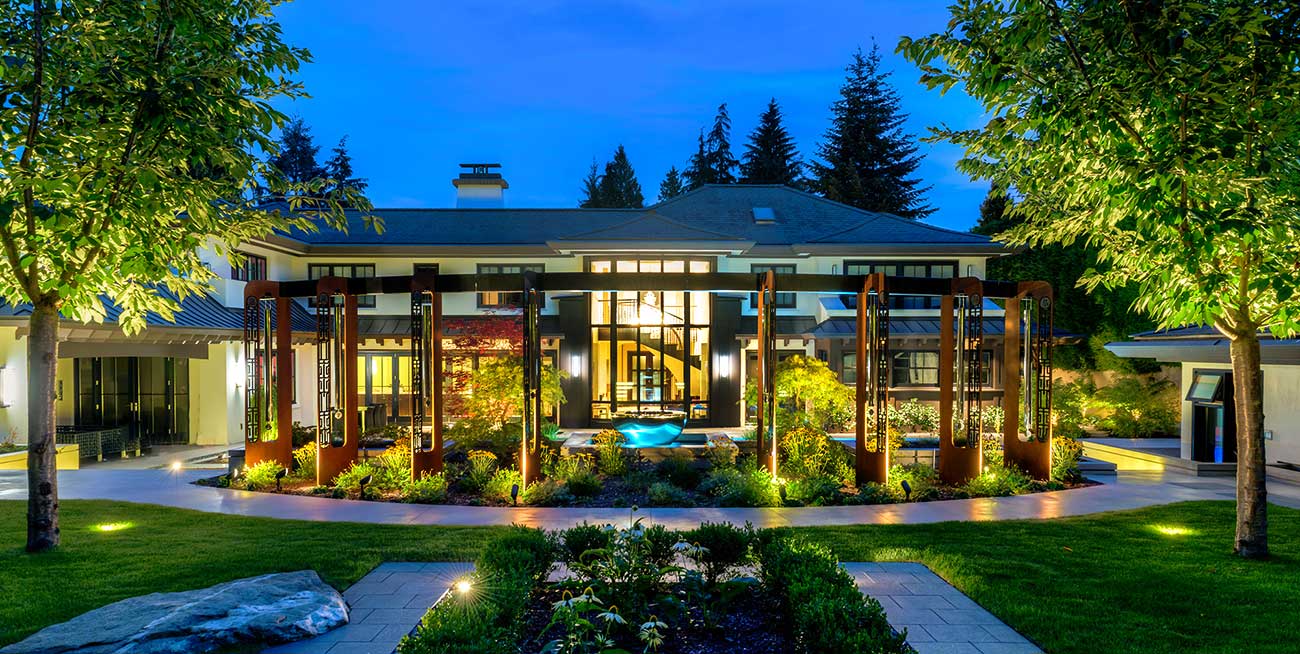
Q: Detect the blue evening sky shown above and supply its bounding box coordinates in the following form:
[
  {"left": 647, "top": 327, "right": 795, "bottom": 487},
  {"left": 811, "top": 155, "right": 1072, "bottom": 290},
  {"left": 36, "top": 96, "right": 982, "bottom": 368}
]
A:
[{"left": 272, "top": 0, "right": 990, "bottom": 231}]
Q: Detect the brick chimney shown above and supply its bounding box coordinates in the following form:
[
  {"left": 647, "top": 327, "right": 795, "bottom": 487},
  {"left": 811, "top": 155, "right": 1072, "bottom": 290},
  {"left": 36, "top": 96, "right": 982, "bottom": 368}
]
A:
[{"left": 453, "top": 163, "right": 508, "bottom": 208}]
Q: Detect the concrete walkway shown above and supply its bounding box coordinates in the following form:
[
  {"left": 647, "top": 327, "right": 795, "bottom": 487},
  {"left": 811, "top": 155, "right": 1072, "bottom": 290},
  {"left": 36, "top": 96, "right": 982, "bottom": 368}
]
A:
[
  {"left": 2, "top": 468, "right": 1298, "bottom": 529},
  {"left": 845, "top": 562, "right": 1042, "bottom": 654},
  {"left": 264, "top": 562, "right": 472, "bottom": 654}
]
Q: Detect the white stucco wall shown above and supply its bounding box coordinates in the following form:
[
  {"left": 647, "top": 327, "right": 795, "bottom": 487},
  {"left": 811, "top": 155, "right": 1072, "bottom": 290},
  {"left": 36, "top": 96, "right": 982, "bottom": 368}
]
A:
[
  {"left": 1179, "top": 362, "right": 1300, "bottom": 465},
  {"left": 0, "top": 326, "right": 28, "bottom": 443}
]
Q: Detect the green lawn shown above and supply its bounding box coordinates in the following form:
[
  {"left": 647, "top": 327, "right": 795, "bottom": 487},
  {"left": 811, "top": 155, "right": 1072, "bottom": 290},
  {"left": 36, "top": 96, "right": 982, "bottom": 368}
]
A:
[{"left": 1, "top": 500, "right": 1296, "bottom": 653}]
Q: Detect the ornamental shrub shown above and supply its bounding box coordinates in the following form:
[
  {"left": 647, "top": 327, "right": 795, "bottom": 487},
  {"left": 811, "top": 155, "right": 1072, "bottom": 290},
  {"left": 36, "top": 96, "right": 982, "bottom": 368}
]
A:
[
  {"left": 560, "top": 522, "right": 613, "bottom": 564},
  {"left": 779, "top": 426, "right": 852, "bottom": 484},
  {"left": 853, "top": 482, "right": 896, "bottom": 505},
  {"left": 702, "top": 459, "right": 781, "bottom": 507},
  {"left": 291, "top": 443, "right": 316, "bottom": 479},
  {"left": 463, "top": 449, "right": 498, "bottom": 493},
  {"left": 705, "top": 433, "right": 739, "bottom": 468},
  {"left": 962, "top": 462, "right": 1033, "bottom": 497},
  {"left": 522, "top": 478, "right": 574, "bottom": 506},
  {"left": 647, "top": 481, "right": 694, "bottom": 507},
  {"left": 758, "top": 535, "right": 910, "bottom": 654},
  {"left": 484, "top": 468, "right": 522, "bottom": 503},
  {"left": 592, "top": 428, "right": 628, "bottom": 475},
  {"left": 890, "top": 398, "right": 940, "bottom": 433},
  {"left": 548, "top": 452, "right": 601, "bottom": 497},
  {"left": 888, "top": 463, "right": 940, "bottom": 501},
  {"left": 682, "top": 521, "right": 754, "bottom": 585},
  {"left": 241, "top": 460, "right": 284, "bottom": 492},
  {"left": 785, "top": 475, "right": 844, "bottom": 506},
  {"left": 1052, "top": 434, "right": 1085, "bottom": 483},
  {"left": 333, "top": 461, "right": 377, "bottom": 496},
  {"left": 1090, "top": 376, "right": 1180, "bottom": 438},
  {"left": 656, "top": 450, "right": 702, "bottom": 488},
  {"left": 403, "top": 472, "right": 449, "bottom": 503}
]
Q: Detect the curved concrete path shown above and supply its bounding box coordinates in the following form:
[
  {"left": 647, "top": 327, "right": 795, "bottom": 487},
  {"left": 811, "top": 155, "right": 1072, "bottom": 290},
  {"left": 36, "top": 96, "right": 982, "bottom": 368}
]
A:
[{"left": 2, "top": 469, "right": 1297, "bottom": 530}]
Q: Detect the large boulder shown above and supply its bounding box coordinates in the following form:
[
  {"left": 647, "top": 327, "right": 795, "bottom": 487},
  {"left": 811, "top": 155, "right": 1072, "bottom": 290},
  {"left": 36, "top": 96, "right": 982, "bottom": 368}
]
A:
[{"left": 2, "top": 570, "right": 348, "bottom": 654}]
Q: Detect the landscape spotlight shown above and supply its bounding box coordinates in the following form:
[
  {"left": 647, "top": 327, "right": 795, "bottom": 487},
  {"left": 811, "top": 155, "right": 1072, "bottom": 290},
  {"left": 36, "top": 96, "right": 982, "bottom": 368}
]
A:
[
  {"left": 510, "top": 483, "right": 520, "bottom": 505},
  {"left": 275, "top": 467, "right": 288, "bottom": 491},
  {"left": 901, "top": 480, "right": 912, "bottom": 501},
  {"left": 170, "top": 461, "right": 182, "bottom": 472},
  {"left": 455, "top": 579, "right": 473, "bottom": 595},
  {"left": 358, "top": 473, "right": 374, "bottom": 498}
]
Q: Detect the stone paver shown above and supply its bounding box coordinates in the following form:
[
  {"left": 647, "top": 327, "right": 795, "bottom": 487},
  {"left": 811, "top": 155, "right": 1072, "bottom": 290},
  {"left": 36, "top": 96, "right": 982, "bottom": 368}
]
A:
[
  {"left": 263, "top": 562, "right": 473, "bottom": 654},
  {"left": 5, "top": 468, "right": 1298, "bottom": 529},
  {"left": 843, "top": 562, "right": 1044, "bottom": 654}
]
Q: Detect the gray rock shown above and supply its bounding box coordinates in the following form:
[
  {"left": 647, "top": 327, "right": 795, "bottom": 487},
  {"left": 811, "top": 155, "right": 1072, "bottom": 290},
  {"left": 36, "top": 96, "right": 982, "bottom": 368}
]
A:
[{"left": 2, "top": 570, "right": 348, "bottom": 654}]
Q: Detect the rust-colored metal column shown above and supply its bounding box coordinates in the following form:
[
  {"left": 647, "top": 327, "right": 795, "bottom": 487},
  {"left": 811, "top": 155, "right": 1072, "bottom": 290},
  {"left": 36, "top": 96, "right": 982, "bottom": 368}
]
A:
[
  {"left": 242, "top": 281, "right": 293, "bottom": 469},
  {"left": 411, "top": 271, "right": 443, "bottom": 478},
  {"left": 1003, "top": 281, "right": 1054, "bottom": 479},
  {"left": 938, "top": 280, "right": 982, "bottom": 485},
  {"left": 755, "top": 269, "right": 777, "bottom": 475},
  {"left": 520, "top": 271, "right": 543, "bottom": 487},
  {"left": 315, "top": 277, "right": 360, "bottom": 485},
  {"left": 854, "top": 272, "right": 889, "bottom": 485}
]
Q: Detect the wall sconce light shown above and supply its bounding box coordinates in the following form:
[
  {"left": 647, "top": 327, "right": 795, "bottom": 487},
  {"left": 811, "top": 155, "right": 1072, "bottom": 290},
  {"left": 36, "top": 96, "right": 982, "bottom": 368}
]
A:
[
  {"left": 569, "top": 354, "right": 583, "bottom": 377},
  {"left": 0, "top": 366, "right": 14, "bottom": 408},
  {"left": 717, "top": 354, "right": 731, "bottom": 378}
]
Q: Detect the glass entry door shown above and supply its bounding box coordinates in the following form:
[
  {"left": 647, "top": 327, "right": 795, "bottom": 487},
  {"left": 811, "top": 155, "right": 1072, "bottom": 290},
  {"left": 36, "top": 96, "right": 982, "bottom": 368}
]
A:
[{"left": 73, "top": 357, "right": 190, "bottom": 446}]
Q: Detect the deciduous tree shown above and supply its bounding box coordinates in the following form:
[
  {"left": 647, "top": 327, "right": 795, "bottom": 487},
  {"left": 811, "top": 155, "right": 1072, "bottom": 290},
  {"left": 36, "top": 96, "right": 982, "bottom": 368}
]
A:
[
  {"left": 0, "top": 0, "right": 371, "bottom": 551},
  {"left": 902, "top": 0, "right": 1300, "bottom": 558}
]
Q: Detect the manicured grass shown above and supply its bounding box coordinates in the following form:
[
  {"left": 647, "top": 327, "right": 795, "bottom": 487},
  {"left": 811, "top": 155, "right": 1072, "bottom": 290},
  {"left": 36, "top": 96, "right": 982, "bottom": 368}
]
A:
[
  {"left": 798, "top": 501, "right": 1300, "bottom": 654},
  {"left": 0, "top": 501, "right": 503, "bottom": 645},
  {"left": 1, "top": 500, "right": 1295, "bottom": 653}
]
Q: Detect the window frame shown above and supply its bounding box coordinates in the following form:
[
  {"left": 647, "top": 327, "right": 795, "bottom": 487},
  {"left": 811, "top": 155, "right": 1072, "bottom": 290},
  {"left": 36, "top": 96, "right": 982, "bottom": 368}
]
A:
[
  {"left": 890, "top": 349, "right": 941, "bottom": 387},
  {"left": 476, "top": 263, "right": 545, "bottom": 308},
  {"left": 231, "top": 252, "right": 268, "bottom": 282},
  {"left": 750, "top": 263, "right": 798, "bottom": 309},
  {"left": 307, "top": 263, "right": 377, "bottom": 308},
  {"left": 843, "top": 260, "right": 958, "bottom": 309}
]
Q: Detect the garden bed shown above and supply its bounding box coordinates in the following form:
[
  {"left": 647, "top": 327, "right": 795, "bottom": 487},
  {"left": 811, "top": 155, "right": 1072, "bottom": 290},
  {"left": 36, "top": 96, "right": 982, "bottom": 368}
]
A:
[
  {"left": 204, "top": 424, "right": 1091, "bottom": 508},
  {"left": 397, "top": 520, "right": 913, "bottom": 654}
]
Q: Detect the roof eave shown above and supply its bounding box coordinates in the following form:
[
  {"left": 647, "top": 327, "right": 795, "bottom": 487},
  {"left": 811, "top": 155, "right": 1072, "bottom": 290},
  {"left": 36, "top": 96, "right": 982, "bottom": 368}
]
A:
[
  {"left": 547, "top": 239, "right": 756, "bottom": 255},
  {"left": 791, "top": 243, "right": 1012, "bottom": 257}
]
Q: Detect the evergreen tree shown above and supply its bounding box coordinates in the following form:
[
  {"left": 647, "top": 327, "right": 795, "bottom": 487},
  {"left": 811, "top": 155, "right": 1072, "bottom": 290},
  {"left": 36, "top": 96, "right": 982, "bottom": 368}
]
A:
[
  {"left": 703, "top": 103, "right": 738, "bottom": 184},
  {"left": 658, "top": 166, "right": 685, "bottom": 201},
  {"left": 578, "top": 161, "right": 602, "bottom": 208},
  {"left": 268, "top": 116, "right": 324, "bottom": 185},
  {"left": 595, "top": 145, "right": 644, "bottom": 208},
  {"left": 324, "top": 136, "right": 368, "bottom": 199},
  {"left": 811, "top": 45, "right": 933, "bottom": 218},
  {"left": 682, "top": 130, "right": 710, "bottom": 191},
  {"left": 740, "top": 98, "right": 804, "bottom": 186}
]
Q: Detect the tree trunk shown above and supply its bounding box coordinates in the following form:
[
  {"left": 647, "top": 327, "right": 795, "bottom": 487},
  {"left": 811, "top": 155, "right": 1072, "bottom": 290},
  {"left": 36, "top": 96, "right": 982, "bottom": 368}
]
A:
[
  {"left": 1229, "top": 331, "right": 1268, "bottom": 559},
  {"left": 26, "top": 301, "right": 60, "bottom": 552}
]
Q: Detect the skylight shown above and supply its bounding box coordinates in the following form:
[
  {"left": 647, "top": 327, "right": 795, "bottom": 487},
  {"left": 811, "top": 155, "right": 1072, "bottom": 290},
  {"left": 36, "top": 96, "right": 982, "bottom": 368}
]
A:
[{"left": 752, "top": 207, "right": 776, "bottom": 224}]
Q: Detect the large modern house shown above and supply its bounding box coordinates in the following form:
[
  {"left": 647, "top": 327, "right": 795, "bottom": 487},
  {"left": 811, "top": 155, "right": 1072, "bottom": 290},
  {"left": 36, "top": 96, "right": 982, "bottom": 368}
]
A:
[{"left": 0, "top": 165, "right": 1013, "bottom": 451}]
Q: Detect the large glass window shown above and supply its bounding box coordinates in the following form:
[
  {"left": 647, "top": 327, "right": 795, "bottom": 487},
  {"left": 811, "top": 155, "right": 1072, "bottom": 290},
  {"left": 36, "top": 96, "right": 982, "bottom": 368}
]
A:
[
  {"left": 588, "top": 257, "right": 713, "bottom": 420},
  {"left": 308, "top": 263, "right": 376, "bottom": 307},
  {"left": 477, "top": 263, "right": 544, "bottom": 308},
  {"left": 844, "top": 260, "right": 957, "bottom": 309}
]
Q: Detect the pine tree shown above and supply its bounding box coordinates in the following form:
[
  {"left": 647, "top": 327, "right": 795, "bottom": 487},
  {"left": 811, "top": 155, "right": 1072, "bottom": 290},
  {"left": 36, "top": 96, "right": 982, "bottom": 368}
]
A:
[
  {"left": 596, "top": 145, "right": 644, "bottom": 208},
  {"left": 324, "top": 136, "right": 368, "bottom": 199},
  {"left": 683, "top": 130, "right": 710, "bottom": 191},
  {"left": 811, "top": 45, "right": 933, "bottom": 218},
  {"left": 579, "top": 161, "right": 602, "bottom": 208},
  {"left": 703, "top": 103, "right": 738, "bottom": 184},
  {"left": 973, "top": 183, "right": 1011, "bottom": 236},
  {"left": 268, "top": 116, "right": 324, "bottom": 185},
  {"left": 658, "top": 166, "right": 685, "bottom": 201},
  {"left": 740, "top": 98, "right": 803, "bottom": 186}
]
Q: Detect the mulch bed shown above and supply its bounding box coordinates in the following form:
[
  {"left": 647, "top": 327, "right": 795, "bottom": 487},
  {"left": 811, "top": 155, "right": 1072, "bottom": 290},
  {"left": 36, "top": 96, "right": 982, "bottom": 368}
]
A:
[{"left": 517, "top": 583, "right": 792, "bottom": 654}]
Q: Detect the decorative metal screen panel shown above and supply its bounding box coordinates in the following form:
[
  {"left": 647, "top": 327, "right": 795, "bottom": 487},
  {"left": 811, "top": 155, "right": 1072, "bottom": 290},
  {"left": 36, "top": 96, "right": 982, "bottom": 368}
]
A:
[
  {"left": 955, "top": 293, "right": 983, "bottom": 447},
  {"left": 1024, "top": 295, "right": 1054, "bottom": 442},
  {"left": 316, "top": 292, "right": 347, "bottom": 448},
  {"left": 866, "top": 289, "right": 890, "bottom": 451},
  {"left": 410, "top": 292, "right": 434, "bottom": 452}
]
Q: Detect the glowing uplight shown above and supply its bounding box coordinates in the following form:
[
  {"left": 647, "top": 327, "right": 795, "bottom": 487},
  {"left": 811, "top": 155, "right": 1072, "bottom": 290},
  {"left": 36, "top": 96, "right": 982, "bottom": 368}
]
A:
[
  {"left": 170, "top": 461, "right": 182, "bottom": 472},
  {"left": 454, "top": 579, "right": 473, "bottom": 595},
  {"left": 94, "top": 522, "right": 132, "bottom": 532},
  {"left": 1152, "top": 524, "right": 1195, "bottom": 537}
]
